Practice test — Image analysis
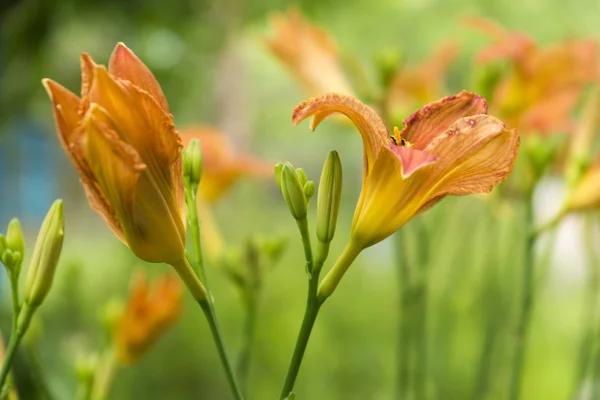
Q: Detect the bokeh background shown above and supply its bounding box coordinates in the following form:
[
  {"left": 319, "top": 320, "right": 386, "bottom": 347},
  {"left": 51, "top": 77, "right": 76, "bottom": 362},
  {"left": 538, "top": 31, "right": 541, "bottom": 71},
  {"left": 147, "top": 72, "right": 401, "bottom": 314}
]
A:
[{"left": 1, "top": 0, "right": 600, "bottom": 399}]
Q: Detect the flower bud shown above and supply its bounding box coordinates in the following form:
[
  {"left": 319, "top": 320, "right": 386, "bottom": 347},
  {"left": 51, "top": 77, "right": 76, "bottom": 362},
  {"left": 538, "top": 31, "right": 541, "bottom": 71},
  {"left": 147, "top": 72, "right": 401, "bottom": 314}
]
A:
[
  {"left": 295, "top": 168, "right": 308, "bottom": 187},
  {"left": 281, "top": 163, "right": 308, "bottom": 220},
  {"left": 274, "top": 162, "right": 284, "bottom": 192},
  {"left": 316, "top": 151, "right": 343, "bottom": 243},
  {"left": 25, "top": 200, "right": 65, "bottom": 309},
  {"left": 5, "top": 219, "right": 25, "bottom": 272},
  {"left": 303, "top": 180, "right": 315, "bottom": 200},
  {"left": 183, "top": 138, "right": 203, "bottom": 189},
  {"left": 0, "top": 234, "right": 7, "bottom": 258}
]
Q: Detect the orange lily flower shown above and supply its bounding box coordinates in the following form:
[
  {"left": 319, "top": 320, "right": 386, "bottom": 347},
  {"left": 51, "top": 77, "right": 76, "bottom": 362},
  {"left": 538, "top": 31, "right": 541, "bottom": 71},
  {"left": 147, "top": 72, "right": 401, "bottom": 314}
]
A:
[
  {"left": 386, "top": 42, "right": 459, "bottom": 118},
  {"left": 114, "top": 272, "right": 182, "bottom": 364},
  {"left": 264, "top": 9, "right": 354, "bottom": 96},
  {"left": 179, "top": 126, "right": 273, "bottom": 202},
  {"left": 467, "top": 17, "right": 598, "bottom": 135},
  {"left": 42, "top": 43, "right": 186, "bottom": 265},
  {"left": 293, "top": 91, "right": 519, "bottom": 250}
]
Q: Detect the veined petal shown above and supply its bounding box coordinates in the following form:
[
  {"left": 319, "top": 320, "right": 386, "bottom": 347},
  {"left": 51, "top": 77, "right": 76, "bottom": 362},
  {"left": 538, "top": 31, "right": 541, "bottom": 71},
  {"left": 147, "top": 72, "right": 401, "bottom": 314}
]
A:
[
  {"left": 352, "top": 146, "right": 436, "bottom": 248},
  {"left": 108, "top": 42, "right": 170, "bottom": 113},
  {"left": 82, "top": 106, "right": 185, "bottom": 263},
  {"left": 88, "top": 66, "right": 181, "bottom": 167},
  {"left": 292, "top": 93, "right": 388, "bottom": 178},
  {"left": 397, "top": 91, "right": 488, "bottom": 149},
  {"left": 42, "top": 79, "right": 124, "bottom": 241},
  {"left": 421, "top": 115, "right": 519, "bottom": 200},
  {"left": 392, "top": 145, "right": 439, "bottom": 178}
]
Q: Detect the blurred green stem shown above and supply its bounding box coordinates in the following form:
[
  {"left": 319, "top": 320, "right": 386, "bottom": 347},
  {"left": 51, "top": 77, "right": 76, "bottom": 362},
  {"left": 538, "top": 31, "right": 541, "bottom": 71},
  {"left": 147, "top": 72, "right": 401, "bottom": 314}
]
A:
[
  {"left": 396, "top": 230, "right": 412, "bottom": 400},
  {"left": 573, "top": 216, "right": 600, "bottom": 399},
  {"left": 0, "top": 303, "right": 34, "bottom": 390},
  {"left": 296, "top": 218, "right": 313, "bottom": 274},
  {"left": 90, "top": 349, "right": 116, "bottom": 400},
  {"left": 237, "top": 291, "right": 258, "bottom": 395},
  {"left": 509, "top": 192, "right": 536, "bottom": 400},
  {"left": 185, "top": 187, "right": 243, "bottom": 400}
]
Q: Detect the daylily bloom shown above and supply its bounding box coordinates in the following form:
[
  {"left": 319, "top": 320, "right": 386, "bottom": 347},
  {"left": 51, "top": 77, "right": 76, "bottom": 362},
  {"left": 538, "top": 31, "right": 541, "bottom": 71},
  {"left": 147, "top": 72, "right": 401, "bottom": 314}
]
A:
[
  {"left": 114, "top": 272, "right": 182, "bottom": 364},
  {"left": 386, "top": 42, "right": 459, "bottom": 118},
  {"left": 264, "top": 9, "right": 354, "bottom": 96},
  {"left": 293, "top": 91, "right": 520, "bottom": 250},
  {"left": 42, "top": 43, "right": 186, "bottom": 265},
  {"left": 179, "top": 126, "right": 273, "bottom": 202},
  {"left": 467, "top": 17, "right": 599, "bottom": 135}
]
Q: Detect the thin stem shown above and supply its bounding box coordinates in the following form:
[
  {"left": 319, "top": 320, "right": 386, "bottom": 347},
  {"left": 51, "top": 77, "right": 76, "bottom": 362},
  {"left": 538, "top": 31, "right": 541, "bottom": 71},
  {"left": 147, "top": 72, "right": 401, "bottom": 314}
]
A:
[
  {"left": 199, "top": 299, "right": 243, "bottom": 400},
  {"left": 184, "top": 186, "right": 243, "bottom": 400},
  {"left": 90, "top": 349, "right": 116, "bottom": 400},
  {"left": 296, "top": 218, "right": 313, "bottom": 275},
  {"left": 395, "top": 230, "right": 412, "bottom": 400},
  {"left": 509, "top": 194, "right": 536, "bottom": 400},
  {"left": 0, "top": 303, "right": 34, "bottom": 389},
  {"left": 9, "top": 275, "right": 20, "bottom": 328},
  {"left": 237, "top": 293, "right": 257, "bottom": 395}
]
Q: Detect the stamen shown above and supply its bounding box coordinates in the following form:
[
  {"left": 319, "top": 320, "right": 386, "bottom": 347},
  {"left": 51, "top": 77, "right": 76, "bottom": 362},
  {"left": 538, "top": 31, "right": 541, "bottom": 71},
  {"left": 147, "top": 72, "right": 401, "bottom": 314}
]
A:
[{"left": 391, "top": 126, "right": 414, "bottom": 148}]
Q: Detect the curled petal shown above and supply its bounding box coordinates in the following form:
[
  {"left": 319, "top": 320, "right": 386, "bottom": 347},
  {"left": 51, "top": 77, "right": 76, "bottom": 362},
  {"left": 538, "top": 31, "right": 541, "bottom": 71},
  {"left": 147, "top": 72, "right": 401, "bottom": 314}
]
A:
[
  {"left": 422, "top": 115, "right": 520, "bottom": 199},
  {"left": 398, "top": 91, "right": 488, "bottom": 149},
  {"left": 109, "top": 42, "right": 170, "bottom": 113},
  {"left": 292, "top": 93, "right": 388, "bottom": 177},
  {"left": 80, "top": 53, "right": 97, "bottom": 115}
]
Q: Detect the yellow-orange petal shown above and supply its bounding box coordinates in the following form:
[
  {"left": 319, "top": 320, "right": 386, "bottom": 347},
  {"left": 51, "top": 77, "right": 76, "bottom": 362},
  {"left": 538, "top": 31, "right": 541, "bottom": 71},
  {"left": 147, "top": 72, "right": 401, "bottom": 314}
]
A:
[
  {"left": 79, "top": 53, "right": 97, "bottom": 115},
  {"left": 397, "top": 91, "right": 488, "bottom": 150},
  {"left": 351, "top": 145, "right": 437, "bottom": 248},
  {"left": 108, "top": 42, "right": 170, "bottom": 113},
  {"left": 422, "top": 115, "right": 519, "bottom": 199},
  {"left": 292, "top": 93, "right": 388, "bottom": 178},
  {"left": 42, "top": 79, "right": 124, "bottom": 241}
]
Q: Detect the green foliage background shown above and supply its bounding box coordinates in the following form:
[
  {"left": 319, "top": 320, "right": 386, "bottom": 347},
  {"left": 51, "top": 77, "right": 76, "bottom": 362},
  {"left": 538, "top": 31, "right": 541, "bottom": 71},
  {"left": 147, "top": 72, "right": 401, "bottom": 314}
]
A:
[{"left": 1, "top": 0, "right": 599, "bottom": 398}]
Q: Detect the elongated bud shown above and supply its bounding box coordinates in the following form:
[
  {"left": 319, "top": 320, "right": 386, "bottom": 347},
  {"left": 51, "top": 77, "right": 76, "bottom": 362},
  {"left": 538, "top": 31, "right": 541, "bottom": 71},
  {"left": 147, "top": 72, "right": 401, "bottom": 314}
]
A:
[
  {"left": 183, "top": 139, "right": 203, "bottom": 189},
  {"left": 316, "top": 151, "right": 343, "bottom": 243},
  {"left": 274, "top": 162, "right": 284, "bottom": 192},
  {"left": 25, "top": 200, "right": 65, "bottom": 309},
  {"left": 281, "top": 163, "right": 308, "bottom": 220},
  {"left": 6, "top": 219, "right": 25, "bottom": 271}
]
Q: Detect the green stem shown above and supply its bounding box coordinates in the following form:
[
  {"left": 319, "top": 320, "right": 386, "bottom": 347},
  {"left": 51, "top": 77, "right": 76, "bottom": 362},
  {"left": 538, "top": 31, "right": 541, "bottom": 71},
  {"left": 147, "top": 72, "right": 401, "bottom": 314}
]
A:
[
  {"left": 509, "top": 195, "right": 536, "bottom": 400},
  {"left": 183, "top": 186, "right": 242, "bottom": 400},
  {"left": 199, "top": 299, "right": 243, "bottom": 400},
  {"left": 90, "top": 349, "right": 117, "bottom": 400},
  {"left": 237, "top": 293, "right": 257, "bottom": 395},
  {"left": 395, "top": 230, "right": 412, "bottom": 400},
  {"left": 9, "top": 275, "right": 20, "bottom": 328},
  {"left": 296, "top": 218, "right": 313, "bottom": 275},
  {"left": 0, "top": 303, "right": 35, "bottom": 389}
]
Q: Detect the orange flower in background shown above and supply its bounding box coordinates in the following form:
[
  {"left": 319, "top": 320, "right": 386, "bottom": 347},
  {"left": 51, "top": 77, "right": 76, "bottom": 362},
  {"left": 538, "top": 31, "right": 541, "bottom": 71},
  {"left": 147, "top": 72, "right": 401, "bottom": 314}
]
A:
[
  {"left": 467, "top": 17, "right": 599, "bottom": 135},
  {"left": 386, "top": 42, "right": 459, "bottom": 118},
  {"left": 115, "top": 273, "right": 182, "bottom": 364},
  {"left": 42, "top": 43, "right": 186, "bottom": 265},
  {"left": 564, "top": 158, "right": 600, "bottom": 212},
  {"left": 293, "top": 91, "right": 520, "bottom": 249},
  {"left": 265, "top": 9, "right": 355, "bottom": 97},
  {"left": 179, "top": 126, "right": 273, "bottom": 202}
]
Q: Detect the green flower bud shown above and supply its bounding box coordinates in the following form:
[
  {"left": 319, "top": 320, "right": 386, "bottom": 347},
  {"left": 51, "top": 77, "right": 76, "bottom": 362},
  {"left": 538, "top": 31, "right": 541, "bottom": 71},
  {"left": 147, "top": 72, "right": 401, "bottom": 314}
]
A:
[
  {"left": 274, "top": 162, "right": 284, "bottom": 192},
  {"left": 0, "top": 234, "right": 7, "bottom": 260},
  {"left": 303, "top": 180, "right": 315, "bottom": 200},
  {"left": 2, "top": 249, "right": 15, "bottom": 268},
  {"left": 316, "top": 151, "right": 343, "bottom": 243},
  {"left": 5, "top": 219, "right": 24, "bottom": 272},
  {"left": 281, "top": 163, "right": 308, "bottom": 220},
  {"left": 25, "top": 200, "right": 65, "bottom": 309},
  {"left": 295, "top": 168, "right": 308, "bottom": 187},
  {"left": 183, "top": 139, "right": 203, "bottom": 188}
]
